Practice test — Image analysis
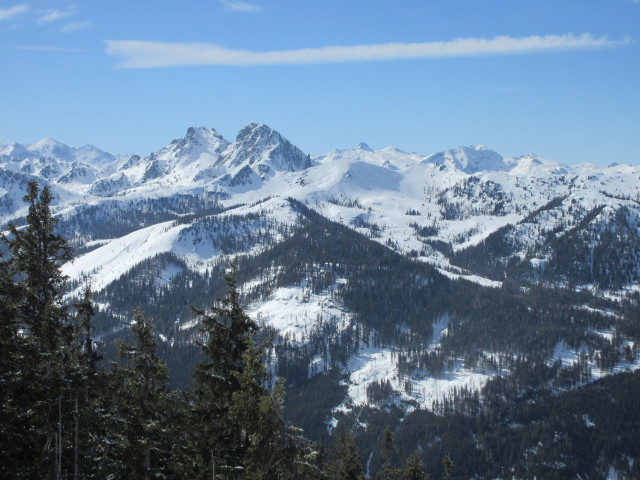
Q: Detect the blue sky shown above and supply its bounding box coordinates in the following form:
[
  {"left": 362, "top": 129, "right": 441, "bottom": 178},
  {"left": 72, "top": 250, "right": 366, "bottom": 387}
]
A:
[{"left": 1, "top": 0, "right": 639, "bottom": 165}]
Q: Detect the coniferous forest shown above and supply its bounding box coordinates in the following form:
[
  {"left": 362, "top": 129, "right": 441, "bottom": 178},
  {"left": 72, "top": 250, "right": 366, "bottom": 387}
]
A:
[
  {"left": 2, "top": 181, "right": 640, "bottom": 479},
  {"left": 1, "top": 181, "right": 324, "bottom": 479}
]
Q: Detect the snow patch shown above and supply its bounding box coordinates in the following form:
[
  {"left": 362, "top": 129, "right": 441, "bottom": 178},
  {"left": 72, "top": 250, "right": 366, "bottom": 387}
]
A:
[{"left": 248, "top": 278, "right": 350, "bottom": 342}]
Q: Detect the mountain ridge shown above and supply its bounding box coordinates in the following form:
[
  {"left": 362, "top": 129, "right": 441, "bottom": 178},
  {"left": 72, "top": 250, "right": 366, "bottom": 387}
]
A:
[{"left": 3, "top": 122, "right": 620, "bottom": 187}]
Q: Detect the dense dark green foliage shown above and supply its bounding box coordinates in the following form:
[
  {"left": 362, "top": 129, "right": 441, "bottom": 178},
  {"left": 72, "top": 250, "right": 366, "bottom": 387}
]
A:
[
  {"left": 389, "top": 370, "right": 640, "bottom": 479},
  {"left": 0, "top": 181, "right": 76, "bottom": 479},
  {"left": 330, "top": 429, "right": 365, "bottom": 480}
]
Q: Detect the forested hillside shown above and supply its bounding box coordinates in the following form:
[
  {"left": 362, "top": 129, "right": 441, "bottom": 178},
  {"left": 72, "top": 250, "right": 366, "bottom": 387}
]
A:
[
  {"left": 0, "top": 182, "right": 331, "bottom": 479},
  {"left": 3, "top": 181, "right": 640, "bottom": 479}
]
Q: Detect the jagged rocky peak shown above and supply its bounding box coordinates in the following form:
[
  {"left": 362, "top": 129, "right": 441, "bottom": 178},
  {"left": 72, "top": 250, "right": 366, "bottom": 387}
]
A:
[
  {"left": 220, "top": 122, "right": 313, "bottom": 173},
  {"left": 233, "top": 122, "right": 287, "bottom": 152},
  {"left": 120, "top": 154, "right": 141, "bottom": 170}
]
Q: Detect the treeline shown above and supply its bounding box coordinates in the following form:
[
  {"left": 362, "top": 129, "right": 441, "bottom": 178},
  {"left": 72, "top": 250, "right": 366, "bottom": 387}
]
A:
[
  {"left": 452, "top": 199, "right": 640, "bottom": 290},
  {"left": 56, "top": 193, "right": 228, "bottom": 251}
]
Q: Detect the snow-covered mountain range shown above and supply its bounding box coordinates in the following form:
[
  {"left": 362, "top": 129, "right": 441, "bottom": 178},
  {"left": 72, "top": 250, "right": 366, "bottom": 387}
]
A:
[
  {"left": 2, "top": 123, "right": 640, "bottom": 423},
  {"left": 3, "top": 123, "right": 639, "bottom": 288}
]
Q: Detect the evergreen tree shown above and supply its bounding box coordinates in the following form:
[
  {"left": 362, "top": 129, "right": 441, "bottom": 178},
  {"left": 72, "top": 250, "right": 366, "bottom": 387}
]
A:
[
  {"left": 1, "top": 180, "right": 74, "bottom": 479},
  {"left": 0, "top": 252, "right": 27, "bottom": 477},
  {"left": 443, "top": 455, "right": 454, "bottom": 480},
  {"left": 101, "top": 307, "right": 174, "bottom": 479},
  {"left": 189, "top": 258, "right": 260, "bottom": 478},
  {"left": 378, "top": 427, "right": 396, "bottom": 480},
  {"left": 330, "top": 428, "right": 365, "bottom": 480},
  {"left": 231, "top": 340, "right": 301, "bottom": 479},
  {"left": 69, "top": 285, "right": 102, "bottom": 480},
  {"left": 5, "top": 181, "right": 72, "bottom": 342},
  {"left": 74, "top": 284, "right": 100, "bottom": 380},
  {"left": 396, "top": 451, "right": 429, "bottom": 480}
]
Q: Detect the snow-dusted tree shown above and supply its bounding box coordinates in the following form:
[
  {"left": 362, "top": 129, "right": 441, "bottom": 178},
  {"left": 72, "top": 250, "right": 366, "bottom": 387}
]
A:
[
  {"left": 189, "top": 258, "right": 259, "bottom": 478},
  {"left": 99, "top": 307, "right": 175, "bottom": 479},
  {"left": 1, "top": 180, "right": 74, "bottom": 479},
  {"left": 330, "top": 428, "right": 365, "bottom": 480},
  {"left": 0, "top": 251, "right": 27, "bottom": 478},
  {"left": 230, "top": 339, "right": 302, "bottom": 479}
]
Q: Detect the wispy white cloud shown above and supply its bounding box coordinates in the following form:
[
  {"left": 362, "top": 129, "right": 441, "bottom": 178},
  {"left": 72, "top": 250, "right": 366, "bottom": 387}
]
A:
[
  {"left": 0, "top": 4, "right": 29, "bottom": 21},
  {"left": 60, "top": 20, "right": 91, "bottom": 33},
  {"left": 38, "top": 8, "right": 75, "bottom": 24},
  {"left": 220, "top": 0, "right": 261, "bottom": 13},
  {"left": 106, "top": 34, "right": 630, "bottom": 69}
]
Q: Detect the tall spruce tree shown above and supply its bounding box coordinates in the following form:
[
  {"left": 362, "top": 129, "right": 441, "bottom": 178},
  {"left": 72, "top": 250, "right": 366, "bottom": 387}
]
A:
[
  {"left": 69, "top": 285, "right": 101, "bottom": 480},
  {"left": 185, "top": 258, "right": 326, "bottom": 479},
  {"left": 230, "top": 340, "right": 302, "bottom": 479},
  {"left": 98, "top": 307, "right": 174, "bottom": 479},
  {"left": 378, "top": 427, "right": 397, "bottom": 480},
  {"left": 330, "top": 428, "right": 365, "bottom": 480},
  {"left": 1, "top": 180, "right": 74, "bottom": 479},
  {"left": 6, "top": 181, "right": 71, "bottom": 342},
  {"left": 189, "top": 258, "right": 259, "bottom": 479},
  {"left": 0, "top": 251, "right": 27, "bottom": 477}
]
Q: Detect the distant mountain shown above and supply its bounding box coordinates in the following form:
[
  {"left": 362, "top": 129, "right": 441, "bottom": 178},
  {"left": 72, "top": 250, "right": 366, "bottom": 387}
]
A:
[{"left": 424, "top": 144, "right": 512, "bottom": 173}]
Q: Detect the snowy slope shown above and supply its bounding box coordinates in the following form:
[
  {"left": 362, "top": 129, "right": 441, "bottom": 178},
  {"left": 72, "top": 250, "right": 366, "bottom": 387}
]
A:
[{"left": 62, "top": 196, "right": 302, "bottom": 293}]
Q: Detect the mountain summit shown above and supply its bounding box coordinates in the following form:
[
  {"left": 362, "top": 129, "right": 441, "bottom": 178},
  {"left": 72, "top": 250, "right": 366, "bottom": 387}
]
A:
[{"left": 217, "top": 123, "right": 313, "bottom": 174}]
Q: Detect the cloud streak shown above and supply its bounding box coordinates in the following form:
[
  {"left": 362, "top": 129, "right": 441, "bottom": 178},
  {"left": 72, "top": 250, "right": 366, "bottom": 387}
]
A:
[
  {"left": 220, "top": 0, "right": 261, "bottom": 12},
  {"left": 38, "top": 8, "right": 75, "bottom": 24},
  {"left": 0, "top": 4, "right": 29, "bottom": 21},
  {"left": 106, "top": 34, "right": 629, "bottom": 69}
]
